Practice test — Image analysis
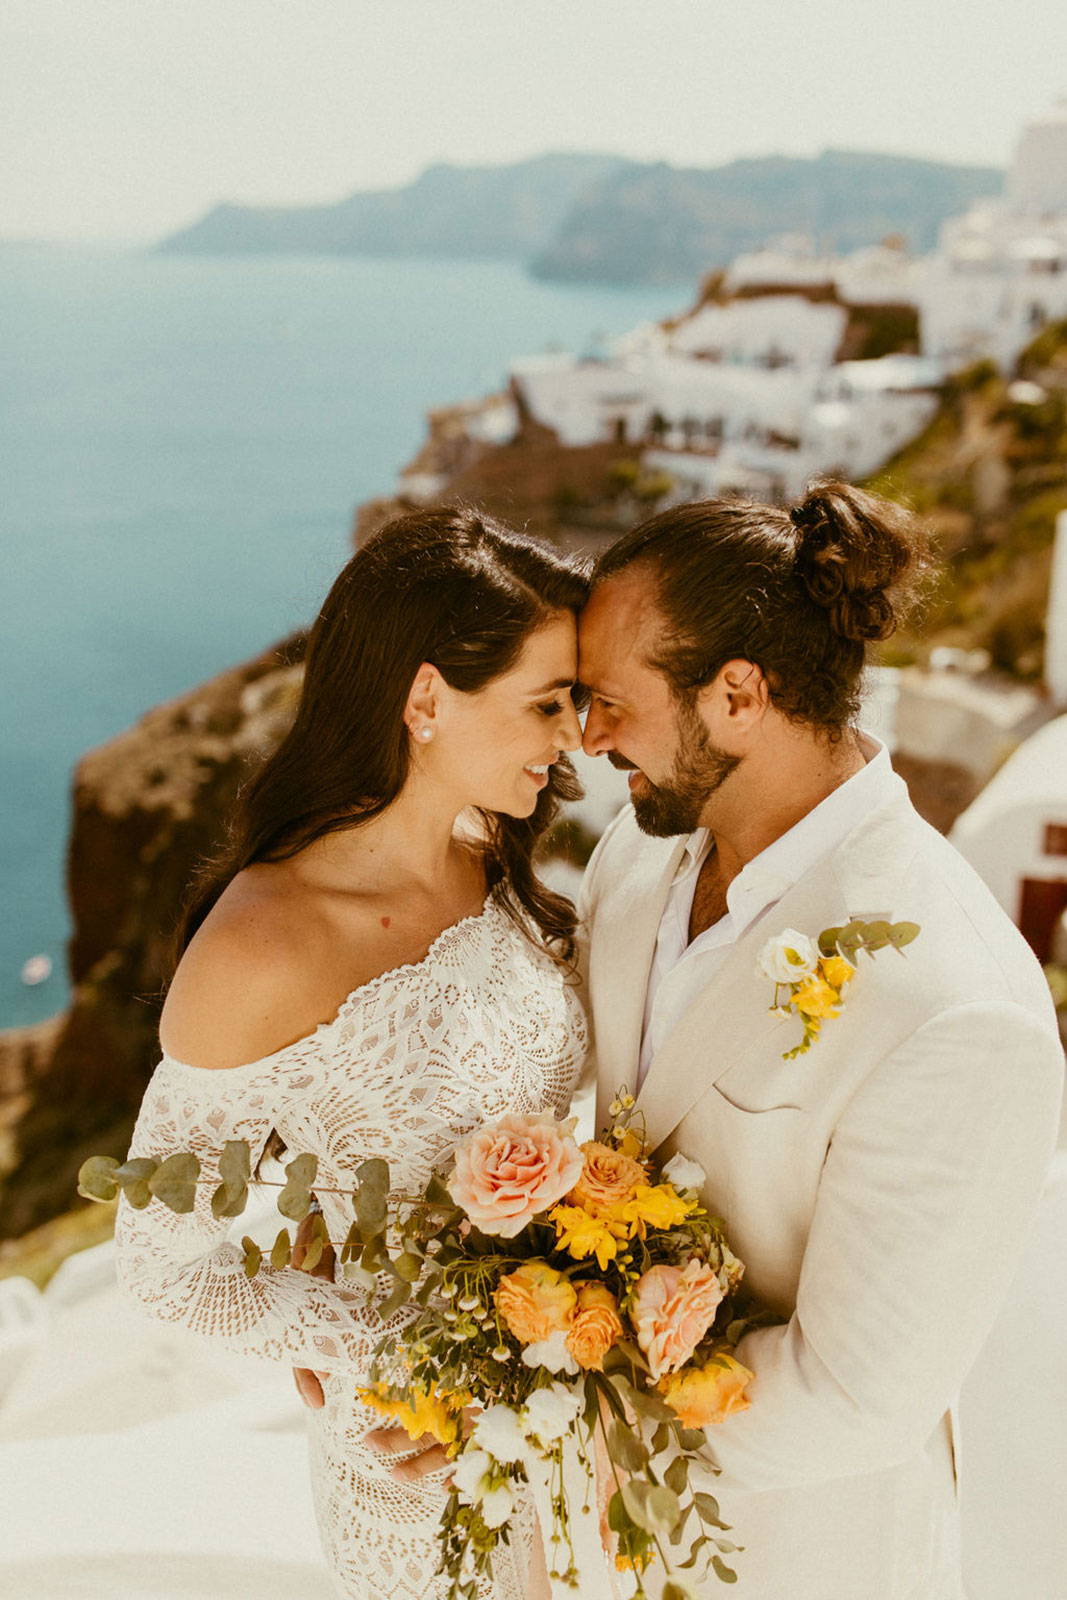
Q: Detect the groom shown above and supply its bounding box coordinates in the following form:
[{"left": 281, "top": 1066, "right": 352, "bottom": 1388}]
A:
[{"left": 573, "top": 485, "right": 1063, "bottom": 1597}]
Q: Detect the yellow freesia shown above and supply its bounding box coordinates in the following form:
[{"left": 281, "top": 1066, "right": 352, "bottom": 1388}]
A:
[
  {"left": 549, "top": 1202, "right": 628, "bottom": 1269},
  {"left": 358, "top": 1382, "right": 470, "bottom": 1451},
  {"left": 819, "top": 954, "right": 855, "bottom": 990},
  {"left": 792, "top": 975, "right": 841, "bottom": 1019},
  {"left": 606, "top": 1182, "right": 695, "bottom": 1239}
]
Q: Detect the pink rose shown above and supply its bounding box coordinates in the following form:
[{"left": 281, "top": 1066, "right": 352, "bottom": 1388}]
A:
[
  {"left": 448, "top": 1112, "right": 585, "bottom": 1238},
  {"left": 630, "top": 1259, "right": 724, "bottom": 1380}
]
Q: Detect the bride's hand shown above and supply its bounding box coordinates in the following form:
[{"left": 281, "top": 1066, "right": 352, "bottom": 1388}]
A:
[{"left": 365, "top": 1426, "right": 453, "bottom": 1481}]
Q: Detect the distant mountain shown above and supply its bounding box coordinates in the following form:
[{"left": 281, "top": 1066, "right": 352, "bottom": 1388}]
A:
[
  {"left": 157, "top": 153, "right": 631, "bottom": 261},
  {"left": 158, "top": 149, "right": 1002, "bottom": 284},
  {"left": 532, "top": 150, "right": 1003, "bottom": 283}
]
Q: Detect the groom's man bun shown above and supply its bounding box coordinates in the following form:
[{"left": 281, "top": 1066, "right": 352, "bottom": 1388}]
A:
[{"left": 594, "top": 480, "right": 931, "bottom": 735}]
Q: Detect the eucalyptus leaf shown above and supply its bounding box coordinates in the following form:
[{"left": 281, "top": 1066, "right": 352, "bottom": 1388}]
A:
[
  {"left": 858, "top": 919, "right": 892, "bottom": 949},
  {"left": 77, "top": 1156, "right": 119, "bottom": 1203},
  {"left": 211, "top": 1179, "right": 249, "bottom": 1219},
  {"left": 818, "top": 926, "right": 845, "bottom": 957},
  {"left": 646, "top": 1485, "right": 682, "bottom": 1535},
  {"left": 300, "top": 1235, "right": 325, "bottom": 1274},
  {"left": 606, "top": 1489, "right": 629, "bottom": 1535},
  {"left": 123, "top": 1180, "right": 153, "bottom": 1210},
  {"left": 356, "top": 1186, "right": 388, "bottom": 1239},
  {"left": 340, "top": 1221, "right": 362, "bottom": 1264},
  {"left": 218, "top": 1140, "right": 251, "bottom": 1187},
  {"left": 711, "top": 1556, "right": 738, "bottom": 1583},
  {"left": 378, "top": 1280, "right": 411, "bottom": 1320},
  {"left": 149, "top": 1152, "right": 201, "bottom": 1214},
  {"left": 609, "top": 1419, "right": 648, "bottom": 1474},
  {"left": 241, "top": 1237, "right": 262, "bottom": 1278},
  {"left": 393, "top": 1251, "right": 422, "bottom": 1282},
  {"left": 277, "top": 1185, "right": 311, "bottom": 1223},
  {"left": 286, "top": 1152, "right": 319, "bottom": 1188},
  {"left": 888, "top": 920, "right": 921, "bottom": 948},
  {"left": 676, "top": 1427, "right": 707, "bottom": 1451},
  {"left": 270, "top": 1228, "right": 292, "bottom": 1270},
  {"left": 664, "top": 1456, "right": 689, "bottom": 1496},
  {"left": 112, "top": 1158, "right": 158, "bottom": 1187},
  {"left": 621, "top": 1480, "right": 654, "bottom": 1532},
  {"left": 678, "top": 1533, "right": 704, "bottom": 1570},
  {"left": 651, "top": 1422, "right": 672, "bottom": 1456},
  {"left": 694, "top": 1491, "right": 724, "bottom": 1528}
]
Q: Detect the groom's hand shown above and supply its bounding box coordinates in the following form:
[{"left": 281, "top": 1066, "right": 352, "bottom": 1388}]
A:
[{"left": 291, "top": 1206, "right": 336, "bottom": 1410}]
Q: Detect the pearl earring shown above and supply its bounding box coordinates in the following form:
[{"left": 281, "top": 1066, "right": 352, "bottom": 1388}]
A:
[{"left": 417, "top": 726, "right": 434, "bottom": 743}]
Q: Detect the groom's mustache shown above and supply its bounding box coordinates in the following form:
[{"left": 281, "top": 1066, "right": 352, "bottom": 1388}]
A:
[{"left": 607, "top": 753, "right": 638, "bottom": 772}]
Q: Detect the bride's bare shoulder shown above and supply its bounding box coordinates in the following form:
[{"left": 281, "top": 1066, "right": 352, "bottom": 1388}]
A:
[{"left": 159, "top": 867, "right": 366, "bottom": 1071}]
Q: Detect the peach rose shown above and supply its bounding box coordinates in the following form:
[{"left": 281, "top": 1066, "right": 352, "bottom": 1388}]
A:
[
  {"left": 630, "top": 1259, "right": 724, "bottom": 1380},
  {"left": 658, "top": 1354, "right": 753, "bottom": 1427},
  {"left": 565, "top": 1283, "right": 624, "bottom": 1370},
  {"left": 495, "top": 1261, "right": 578, "bottom": 1345},
  {"left": 449, "top": 1112, "right": 585, "bottom": 1237},
  {"left": 568, "top": 1141, "right": 646, "bottom": 1215}
]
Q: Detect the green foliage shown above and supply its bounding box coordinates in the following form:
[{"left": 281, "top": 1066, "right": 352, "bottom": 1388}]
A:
[
  {"left": 77, "top": 1156, "right": 120, "bottom": 1204},
  {"left": 278, "top": 1152, "right": 318, "bottom": 1221},
  {"left": 148, "top": 1153, "right": 200, "bottom": 1214}
]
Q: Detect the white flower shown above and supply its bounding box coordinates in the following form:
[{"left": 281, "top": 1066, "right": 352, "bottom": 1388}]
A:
[
  {"left": 451, "top": 1446, "right": 494, "bottom": 1504},
  {"left": 520, "top": 1328, "right": 580, "bottom": 1376},
  {"left": 661, "top": 1152, "right": 706, "bottom": 1192},
  {"left": 758, "top": 929, "right": 819, "bottom": 986},
  {"left": 470, "top": 1404, "right": 530, "bottom": 1465},
  {"left": 479, "top": 1481, "right": 515, "bottom": 1529},
  {"left": 523, "top": 1382, "right": 583, "bottom": 1444}
]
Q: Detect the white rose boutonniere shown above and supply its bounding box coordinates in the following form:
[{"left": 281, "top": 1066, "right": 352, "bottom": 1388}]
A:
[{"left": 765, "top": 917, "right": 921, "bottom": 1059}]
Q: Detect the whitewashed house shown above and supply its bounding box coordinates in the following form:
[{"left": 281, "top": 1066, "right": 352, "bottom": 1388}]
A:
[{"left": 949, "top": 714, "right": 1067, "bottom": 963}]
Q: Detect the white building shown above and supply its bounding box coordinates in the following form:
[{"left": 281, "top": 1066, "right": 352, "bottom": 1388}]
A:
[
  {"left": 949, "top": 714, "right": 1067, "bottom": 964},
  {"left": 917, "top": 101, "right": 1067, "bottom": 370}
]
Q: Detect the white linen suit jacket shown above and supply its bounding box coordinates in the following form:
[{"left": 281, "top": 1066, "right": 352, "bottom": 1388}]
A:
[{"left": 580, "top": 777, "right": 1064, "bottom": 1599}]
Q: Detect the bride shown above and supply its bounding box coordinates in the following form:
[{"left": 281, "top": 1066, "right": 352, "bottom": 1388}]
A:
[{"left": 113, "top": 508, "right": 590, "bottom": 1600}]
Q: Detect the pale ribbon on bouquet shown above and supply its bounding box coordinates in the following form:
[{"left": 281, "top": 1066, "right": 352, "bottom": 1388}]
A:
[{"left": 525, "top": 1426, "right": 624, "bottom": 1600}]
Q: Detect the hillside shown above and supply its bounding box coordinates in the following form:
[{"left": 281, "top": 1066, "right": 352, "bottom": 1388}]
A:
[
  {"left": 157, "top": 153, "right": 629, "bottom": 259},
  {"left": 867, "top": 319, "right": 1067, "bottom": 679},
  {"left": 533, "top": 150, "right": 1002, "bottom": 284},
  {"left": 159, "top": 149, "right": 1001, "bottom": 284}
]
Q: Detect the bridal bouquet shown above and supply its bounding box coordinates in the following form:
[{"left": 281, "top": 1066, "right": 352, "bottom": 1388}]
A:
[
  {"left": 79, "top": 1095, "right": 770, "bottom": 1599},
  {"left": 353, "top": 1096, "right": 768, "bottom": 1599}
]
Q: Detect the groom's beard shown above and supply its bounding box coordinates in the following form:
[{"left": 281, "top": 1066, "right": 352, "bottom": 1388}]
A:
[{"left": 613, "top": 702, "right": 740, "bottom": 837}]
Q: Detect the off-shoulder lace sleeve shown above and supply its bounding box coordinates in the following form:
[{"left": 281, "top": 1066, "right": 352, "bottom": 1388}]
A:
[{"left": 113, "top": 1049, "right": 407, "bottom": 1375}]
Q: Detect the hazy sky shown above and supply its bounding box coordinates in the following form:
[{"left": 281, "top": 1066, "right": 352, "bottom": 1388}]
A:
[{"left": 4, "top": 0, "right": 1066, "bottom": 243}]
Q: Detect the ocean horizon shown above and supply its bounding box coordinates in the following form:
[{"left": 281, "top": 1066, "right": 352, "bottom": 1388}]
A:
[{"left": 1, "top": 246, "right": 683, "bottom": 1029}]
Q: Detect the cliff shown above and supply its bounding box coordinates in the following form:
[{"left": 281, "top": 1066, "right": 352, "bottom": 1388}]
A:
[{"left": 0, "top": 642, "right": 305, "bottom": 1241}]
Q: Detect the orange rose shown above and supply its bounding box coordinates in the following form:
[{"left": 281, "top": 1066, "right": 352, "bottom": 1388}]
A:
[
  {"left": 565, "top": 1283, "right": 624, "bottom": 1370},
  {"left": 495, "top": 1261, "right": 577, "bottom": 1345},
  {"left": 569, "top": 1141, "right": 646, "bottom": 1215},
  {"left": 658, "top": 1354, "right": 753, "bottom": 1427}
]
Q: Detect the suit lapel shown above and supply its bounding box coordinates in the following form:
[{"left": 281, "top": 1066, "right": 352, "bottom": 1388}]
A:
[
  {"left": 592, "top": 830, "right": 688, "bottom": 1135},
  {"left": 632, "top": 789, "right": 922, "bottom": 1153}
]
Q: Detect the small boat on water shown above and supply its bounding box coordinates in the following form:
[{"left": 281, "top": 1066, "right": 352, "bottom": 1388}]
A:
[{"left": 20, "top": 954, "right": 53, "bottom": 986}]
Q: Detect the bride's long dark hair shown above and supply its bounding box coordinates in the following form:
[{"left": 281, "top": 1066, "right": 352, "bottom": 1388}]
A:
[{"left": 175, "top": 508, "right": 589, "bottom": 966}]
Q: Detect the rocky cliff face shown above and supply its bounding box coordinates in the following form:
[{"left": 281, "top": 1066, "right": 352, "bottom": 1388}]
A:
[{"left": 0, "top": 641, "right": 304, "bottom": 1241}]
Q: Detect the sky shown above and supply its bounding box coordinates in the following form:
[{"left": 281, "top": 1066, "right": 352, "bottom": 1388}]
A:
[{"left": 3, "top": 0, "right": 1067, "bottom": 244}]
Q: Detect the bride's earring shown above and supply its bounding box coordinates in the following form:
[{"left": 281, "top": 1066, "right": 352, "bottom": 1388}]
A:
[{"left": 415, "top": 725, "right": 434, "bottom": 743}]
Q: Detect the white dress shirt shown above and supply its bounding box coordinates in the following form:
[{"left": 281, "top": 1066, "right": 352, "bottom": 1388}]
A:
[{"left": 637, "top": 734, "right": 900, "bottom": 1087}]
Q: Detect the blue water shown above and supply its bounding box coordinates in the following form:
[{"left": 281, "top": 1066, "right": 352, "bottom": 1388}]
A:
[{"left": 0, "top": 247, "right": 683, "bottom": 1028}]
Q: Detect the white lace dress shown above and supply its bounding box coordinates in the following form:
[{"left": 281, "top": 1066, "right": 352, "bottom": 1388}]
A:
[{"left": 114, "top": 893, "right": 588, "bottom": 1600}]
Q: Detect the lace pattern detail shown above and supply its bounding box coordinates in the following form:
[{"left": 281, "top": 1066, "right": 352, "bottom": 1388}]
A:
[{"left": 114, "top": 897, "right": 587, "bottom": 1600}]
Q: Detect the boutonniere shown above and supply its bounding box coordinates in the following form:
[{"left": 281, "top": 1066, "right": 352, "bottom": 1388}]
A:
[{"left": 758, "top": 918, "right": 921, "bottom": 1059}]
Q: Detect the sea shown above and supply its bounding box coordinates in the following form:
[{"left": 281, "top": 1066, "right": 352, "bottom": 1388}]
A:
[{"left": 0, "top": 246, "right": 683, "bottom": 1029}]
